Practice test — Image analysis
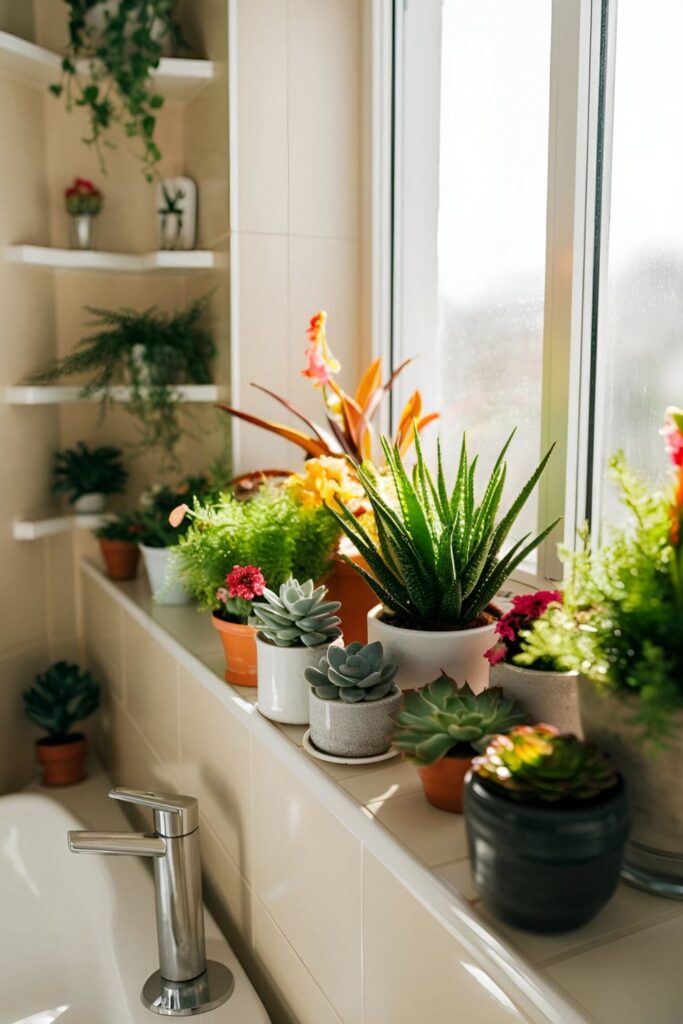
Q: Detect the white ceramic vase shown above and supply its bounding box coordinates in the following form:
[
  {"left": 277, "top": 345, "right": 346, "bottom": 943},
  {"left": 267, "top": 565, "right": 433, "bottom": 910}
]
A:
[
  {"left": 489, "top": 661, "right": 581, "bottom": 734},
  {"left": 156, "top": 177, "right": 198, "bottom": 250},
  {"left": 366, "top": 605, "right": 495, "bottom": 692},
  {"left": 140, "top": 544, "right": 192, "bottom": 606},
  {"left": 257, "top": 636, "right": 340, "bottom": 725},
  {"left": 72, "top": 492, "right": 106, "bottom": 514}
]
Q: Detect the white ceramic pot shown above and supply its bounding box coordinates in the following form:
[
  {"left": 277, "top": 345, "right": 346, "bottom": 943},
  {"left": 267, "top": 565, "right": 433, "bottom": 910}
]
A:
[
  {"left": 257, "top": 636, "right": 340, "bottom": 725},
  {"left": 366, "top": 605, "right": 495, "bottom": 692},
  {"left": 308, "top": 686, "right": 401, "bottom": 758},
  {"left": 139, "top": 544, "right": 192, "bottom": 606},
  {"left": 72, "top": 492, "right": 106, "bottom": 514},
  {"left": 489, "top": 661, "right": 581, "bottom": 734}
]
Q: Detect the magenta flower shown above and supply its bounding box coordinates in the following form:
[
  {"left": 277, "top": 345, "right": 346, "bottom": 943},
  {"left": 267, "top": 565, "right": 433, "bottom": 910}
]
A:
[
  {"left": 484, "top": 590, "right": 562, "bottom": 666},
  {"left": 660, "top": 407, "right": 683, "bottom": 469},
  {"left": 225, "top": 565, "right": 266, "bottom": 601}
]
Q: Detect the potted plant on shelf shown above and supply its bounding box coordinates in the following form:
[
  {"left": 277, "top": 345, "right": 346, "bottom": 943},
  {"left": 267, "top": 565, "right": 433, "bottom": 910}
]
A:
[
  {"left": 484, "top": 590, "right": 581, "bottom": 734},
  {"left": 28, "top": 296, "right": 215, "bottom": 467},
  {"left": 252, "top": 578, "right": 342, "bottom": 724},
  {"left": 50, "top": 1, "right": 186, "bottom": 180},
  {"left": 95, "top": 511, "right": 142, "bottom": 580},
  {"left": 52, "top": 441, "right": 128, "bottom": 514},
  {"left": 391, "top": 674, "right": 524, "bottom": 812},
  {"left": 465, "top": 725, "right": 630, "bottom": 932},
  {"left": 64, "top": 177, "right": 103, "bottom": 250},
  {"left": 327, "top": 431, "right": 557, "bottom": 691},
  {"left": 23, "top": 661, "right": 101, "bottom": 786},
  {"left": 305, "top": 640, "right": 400, "bottom": 757},
  {"left": 172, "top": 487, "right": 341, "bottom": 686}
]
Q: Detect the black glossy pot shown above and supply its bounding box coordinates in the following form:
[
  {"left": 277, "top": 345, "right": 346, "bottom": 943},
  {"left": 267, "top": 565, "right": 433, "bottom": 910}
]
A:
[{"left": 464, "top": 773, "right": 630, "bottom": 933}]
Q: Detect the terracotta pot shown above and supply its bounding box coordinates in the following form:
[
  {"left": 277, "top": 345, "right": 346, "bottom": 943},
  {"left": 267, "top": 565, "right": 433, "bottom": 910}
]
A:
[
  {"left": 99, "top": 539, "right": 140, "bottom": 581},
  {"left": 490, "top": 661, "right": 581, "bottom": 735},
  {"left": 36, "top": 734, "right": 88, "bottom": 786},
  {"left": 324, "top": 551, "right": 377, "bottom": 644},
  {"left": 417, "top": 752, "right": 473, "bottom": 813},
  {"left": 211, "top": 614, "right": 257, "bottom": 687}
]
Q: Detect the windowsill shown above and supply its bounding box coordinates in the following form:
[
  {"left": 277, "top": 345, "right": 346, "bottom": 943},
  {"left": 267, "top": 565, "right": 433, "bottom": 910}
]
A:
[{"left": 80, "top": 558, "right": 683, "bottom": 1024}]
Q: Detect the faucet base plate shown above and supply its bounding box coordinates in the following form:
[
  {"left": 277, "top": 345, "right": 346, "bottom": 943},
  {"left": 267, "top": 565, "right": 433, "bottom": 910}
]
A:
[{"left": 142, "top": 960, "right": 235, "bottom": 1016}]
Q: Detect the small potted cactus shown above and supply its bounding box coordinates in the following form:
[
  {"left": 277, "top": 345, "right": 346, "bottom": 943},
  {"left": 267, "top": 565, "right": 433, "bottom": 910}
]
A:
[
  {"left": 23, "top": 661, "right": 101, "bottom": 786},
  {"left": 252, "top": 578, "right": 342, "bottom": 724},
  {"left": 391, "top": 675, "right": 525, "bottom": 812},
  {"left": 465, "top": 725, "right": 630, "bottom": 932},
  {"left": 305, "top": 641, "right": 400, "bottom": 757}
]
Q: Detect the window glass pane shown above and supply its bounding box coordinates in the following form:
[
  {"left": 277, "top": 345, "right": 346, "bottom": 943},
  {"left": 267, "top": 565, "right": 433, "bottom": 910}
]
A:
[{"left": 595, "top": 0, "right": 683, "bottom": 521}]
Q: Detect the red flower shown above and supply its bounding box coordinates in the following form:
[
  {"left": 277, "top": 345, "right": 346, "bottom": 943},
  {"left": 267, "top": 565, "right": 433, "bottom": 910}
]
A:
[
  {"left": 660, "top": 407, "right": 683, "bottom": 469},
  {"left": 484, "top": 590, "right": 562, "bottom": 665},
  {"left": 225, "top": 564, "right": 266, "bottom": 601}
]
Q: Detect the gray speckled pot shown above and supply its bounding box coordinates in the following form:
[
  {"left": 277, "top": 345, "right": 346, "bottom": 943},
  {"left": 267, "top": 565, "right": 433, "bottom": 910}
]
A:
[
  {"left": 308, "top": 686, "right": 401, "bottom": 758},
  {"left": 490, "top": 661, "right": 581, "bottom": 735}
]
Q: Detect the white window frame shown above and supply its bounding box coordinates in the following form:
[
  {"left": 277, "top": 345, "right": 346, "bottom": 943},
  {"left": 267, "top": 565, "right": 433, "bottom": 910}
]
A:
[{"left": 375, "top": 0, "right": 610, "bottom": 587}]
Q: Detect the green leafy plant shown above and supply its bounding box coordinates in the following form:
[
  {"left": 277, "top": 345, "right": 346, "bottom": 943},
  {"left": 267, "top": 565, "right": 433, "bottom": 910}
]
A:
[
  {"left": 328, "top": 431, "right": 557, "bottom": 631},
  {"left": 95, "top": 509, "right": 143, "bottom": 542},
  {"left": 390, "top": 673, "right": 525, "bottom": 765},
  {"left": 52, "top": 441, "right": 128, "bottom": 502},
  {"left": 305, "top": 640, "right": 398, "bottom": 702},
  {"left": 251, "top": 579, "right": 341, "bottom": 648},
  {"left": 174, "top": 488, "right": 341, "bottom": 613},
  {"left": 137, "top": 472, "right": 221, "bottom": 547},
  {"left": 472, "top": 725, "right": 619, "bottom": 804},
  {"left": 50, "top": 0, "right": 186, "bottom": 180},
  {"left": 23, "top": 661, "right": 101, "bottom": 740},
  {"left": 29, "top": 296, "right": 215, "bottom": 465}
]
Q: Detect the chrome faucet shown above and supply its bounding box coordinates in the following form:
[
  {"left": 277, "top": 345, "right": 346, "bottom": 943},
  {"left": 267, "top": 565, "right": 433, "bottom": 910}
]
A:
[{"left": 68, "top": 787, "right": 234, "bottom": 1016}]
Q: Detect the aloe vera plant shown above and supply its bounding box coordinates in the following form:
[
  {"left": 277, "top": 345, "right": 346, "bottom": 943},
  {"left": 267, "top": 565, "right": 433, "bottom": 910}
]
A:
[{"left": 328, "top": 431, "right": 557, "bottom": 630}]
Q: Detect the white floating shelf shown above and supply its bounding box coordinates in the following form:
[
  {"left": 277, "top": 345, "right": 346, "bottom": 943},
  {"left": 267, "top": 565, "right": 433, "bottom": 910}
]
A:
[
  {"left": 6, "top": 246, "right": 222, "bottom": 274},
  {"left": 13, "top": 512, "right": 106, "bottom": 541},
  {"left": 0, "top": 31, "right": 217, "bottom": 101},
  {"left": 4, "top": 384, "right": 222, "bottom": 405}
]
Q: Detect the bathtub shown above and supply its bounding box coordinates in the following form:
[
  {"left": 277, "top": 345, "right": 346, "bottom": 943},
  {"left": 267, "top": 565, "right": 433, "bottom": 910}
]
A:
[{"left": 0, "top": 776, "right": 270, "bottom": 1024}]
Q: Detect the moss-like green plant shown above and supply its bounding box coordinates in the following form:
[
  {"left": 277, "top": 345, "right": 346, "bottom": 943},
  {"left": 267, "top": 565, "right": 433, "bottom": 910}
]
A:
[
  {"left": 390, "top": 674, "right": 525, "bottom": 765},
  {"left": 305, "top": 641, "right": 398, "bottom": 702},
  {"left": 252, "top": 579, "right": 341, "bottom": 648},
  {"left": 52, "top": 441, "right": 128, "bottom": 502},
  {"left": 472, "top": 725, "right": 619, "bottom": 804},
  {"left": 23, "top": 661, "right": 100, "bottom": 740}
]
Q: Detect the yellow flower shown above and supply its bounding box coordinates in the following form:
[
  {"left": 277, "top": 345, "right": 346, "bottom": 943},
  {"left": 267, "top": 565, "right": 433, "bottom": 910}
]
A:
[{"left": 286, "top": 456, "right": 365, "bottom": 511}]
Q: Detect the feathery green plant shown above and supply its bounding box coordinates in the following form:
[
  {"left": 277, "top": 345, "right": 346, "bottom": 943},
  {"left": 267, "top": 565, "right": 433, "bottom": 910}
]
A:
[
  {"left": 305, "top": 641, "right": 398, "bottom": 702},
  {"left": 23, "top": 661, "right": 101, "bottom": 739},
  {"left": 52, "top": 441, "right": 128, "bottom": 502},
  {"left": 252, "top": 578, "right": 341, "bottom": 648},
  {"left": 328, "top": 431, "right": 557, "bottom": 630}
]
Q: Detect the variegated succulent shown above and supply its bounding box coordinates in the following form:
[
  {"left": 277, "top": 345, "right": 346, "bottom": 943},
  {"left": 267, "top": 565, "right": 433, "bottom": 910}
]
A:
[
  {"left": 305, "top": 640, "right": 398, "bottom": 702},
  {"left": 251, "top": 577, "right": 341, "bottom": 648}
]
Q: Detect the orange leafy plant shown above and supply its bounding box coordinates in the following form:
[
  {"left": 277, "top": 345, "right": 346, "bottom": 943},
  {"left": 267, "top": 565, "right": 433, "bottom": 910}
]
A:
[{"left": 217, "top": 311, "right": 438, "bottom": 463}]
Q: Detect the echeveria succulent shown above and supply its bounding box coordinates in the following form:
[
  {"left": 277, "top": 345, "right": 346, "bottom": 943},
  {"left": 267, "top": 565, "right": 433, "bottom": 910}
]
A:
[
  {"left": 305, "top": 640, "right": 398, "bottom": 702},
  {"left": 23, "top": 661, "right": 101, "bottom": 739},
  {"left": 251, "top": 577, "right": 341, "bottom": 648}
]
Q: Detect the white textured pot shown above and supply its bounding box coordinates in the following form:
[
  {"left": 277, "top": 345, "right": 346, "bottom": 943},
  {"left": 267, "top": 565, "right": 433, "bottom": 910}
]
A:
[
  {"left": 140, "top": 544, "right": 192, "bottom": 606},
  {"left": 72, "top": 492, "right": 106, "bottom": 514},
  {"left": 309, "top": 686, "right": 401, "bottom": 758},
  {"left": 257, "top": 636, "right": 340, "bottom": 725},
  {"left": 489, "top": 661, "right": 581, "bottom": 734},
  {"left": 366, "top": 605, "right": 495, "bottom": 692}
]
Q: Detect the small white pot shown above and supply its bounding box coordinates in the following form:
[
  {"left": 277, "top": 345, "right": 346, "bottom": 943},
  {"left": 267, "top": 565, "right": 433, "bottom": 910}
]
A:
[
  {"left": 257, "top": 635, "right": 340, "bottom": 725},
  {"left": 72, "top": 492, "right": 106, "bottom": 514},
  {"left": 366, "top": 605, "right": 495, "bottom": 692},
  {"left": 309, "top": 686, "right": 401, "bottom": 758},
  {"left": 489, "top": 661, "right": 581, "bottom": 734},
  {"left": 140, "top": 544, "right": 192, "bottom": 606},
  {"left": 70, "top": 213, "right": 95, "bottom": 250}
]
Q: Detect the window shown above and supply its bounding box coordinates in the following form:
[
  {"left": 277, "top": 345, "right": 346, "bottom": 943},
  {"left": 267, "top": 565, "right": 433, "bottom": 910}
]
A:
[{"left": 388, "top": 0, "right": 677, "bottom": 581}]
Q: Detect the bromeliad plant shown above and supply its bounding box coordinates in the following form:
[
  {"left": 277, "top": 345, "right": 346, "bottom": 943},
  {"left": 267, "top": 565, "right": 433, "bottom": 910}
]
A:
[
  {"left": 328, "top": 431, "right": 557, "bottom": 632},
  {"left": 391, "top": 673, "right": 525, "bottom": 765},
  {"left": 305, "top": 640, "right": 398, "bottom": 702},
  {"left": 218, "top": 311, "right": 438, "bottom": 464},
  {"left": 24, "top": 661, "right": 101, "bottom": 741},
  {"left": 251, "top": 578, "right": 341, "bottom": 648},
  {"left": 52, "top": 441, "right": 128, "bottom": 503},
  {"left": 472, "top": 725, "right": 619, "bottom": 804}
]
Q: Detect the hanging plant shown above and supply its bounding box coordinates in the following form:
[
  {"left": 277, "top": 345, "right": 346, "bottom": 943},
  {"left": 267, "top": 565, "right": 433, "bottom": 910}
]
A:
[{"left": 50, "top": 1, "right": 187, "bottom": 181}]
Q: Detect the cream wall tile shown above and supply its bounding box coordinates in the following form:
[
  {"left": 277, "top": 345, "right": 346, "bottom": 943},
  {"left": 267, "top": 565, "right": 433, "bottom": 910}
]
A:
[
  {"left": 82, "top": 573, "right": 123, "bottom": 701},
  {"left": 99, "top": 699, "right": 180, "bottom": 810},
  {"left": 252, "top": 738, "right": 363, "bottom": 1023},
  {"left": 122, "top": 612, "right": 180, "bottom": 765},
  {"left": 363, "top": 851, "right": 529, "bottom": 1024},
  {"left": 200, "top": 816, "right": 254, "bottom": 937},
  {"left": 366, "top": 790, "right": 468, "bottom": 866},
  {"left": 44, "top": 532, "right": 77, "bottom": 643},
  {"left": 252, "top": 898, "right": 344, "bottom": 1024},
  {"left": 177, "top": 665, "right": 252, "bottom": 879},
  {"left": 288, "top": 0, "right": 361, "bottom": 239},
  {"left": 0, "top": 642, "right": 49, "bottom": 793}
]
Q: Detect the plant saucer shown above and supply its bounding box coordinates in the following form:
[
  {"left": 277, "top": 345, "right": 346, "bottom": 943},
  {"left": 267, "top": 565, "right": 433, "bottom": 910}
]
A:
[{"left": 302, "top": 730, "right": 400, "bottom": 766}]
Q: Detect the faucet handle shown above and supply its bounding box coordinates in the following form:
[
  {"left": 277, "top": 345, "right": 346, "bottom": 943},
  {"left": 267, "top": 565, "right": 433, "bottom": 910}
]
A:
[{"left": 110, "top": 787, "right": 199, "bottom": 838}]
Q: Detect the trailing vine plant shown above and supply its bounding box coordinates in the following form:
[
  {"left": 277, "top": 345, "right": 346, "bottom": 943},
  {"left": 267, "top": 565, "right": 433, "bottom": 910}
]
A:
[{"left": 50, "top": 0, "right": 186, "bottom": 180}]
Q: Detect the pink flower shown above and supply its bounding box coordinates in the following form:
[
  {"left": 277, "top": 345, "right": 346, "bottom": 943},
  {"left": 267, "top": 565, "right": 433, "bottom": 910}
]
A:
[
  {"left": 660, "top": 407, "right": 683, "bottom": 468},
  {"left": 484, "top": 642, "right": 507, "bottom": 665},
  {"left": 302, "top": 311, "right": 341, "bottom": 388},
  {"left": 225, "top": 564, "right": 266, "bottom": 601},
  {"left": 486, "top": 590, "right": 563, "bottom": 665}
]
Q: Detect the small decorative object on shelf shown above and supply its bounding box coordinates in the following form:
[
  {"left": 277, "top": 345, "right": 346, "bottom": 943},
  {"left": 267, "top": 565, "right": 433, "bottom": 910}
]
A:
[
  {"left": 51, "top": 441, "right": 128, "bottom": 514},
  {"left": 465, "top": 725, "right": 630, "bottom": 932},
  {"left": 253, "top": 578, "right": 342, "bottom": 725},
  {"left": 391, "top": 674, "right": 524, "bottom": 813},
  {"left": 328, "top": 430, "right": 556, "bottom": 691},
  {"left": 64, "top": 177, "right": 103, "bottom": 250},
  {"left": 95, "top": 511, "right": 143, "bottom": 580},
  {"left": 157, "top": 176, "right": 197, "bottom": 250},
  {"left": 305, "top": 640, "right": 400, "bottom": 757},
  {"left": 485, "top": 590, "right": 581, "bottom": 734},
  {"left": 23, "top": 661, "right": 101, "bottom": 786}
]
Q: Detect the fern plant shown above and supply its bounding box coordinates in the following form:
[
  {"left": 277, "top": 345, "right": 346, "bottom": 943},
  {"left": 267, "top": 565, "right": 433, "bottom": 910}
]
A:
[
  {"left": 328, "top": 431, "right": 557, "bottom": 631},
  {"left": 52, "top": 441, "right": 128, "bottom": 502},
  {"left": 29, "top": 296, "right": 215, "bottom": 465}
]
